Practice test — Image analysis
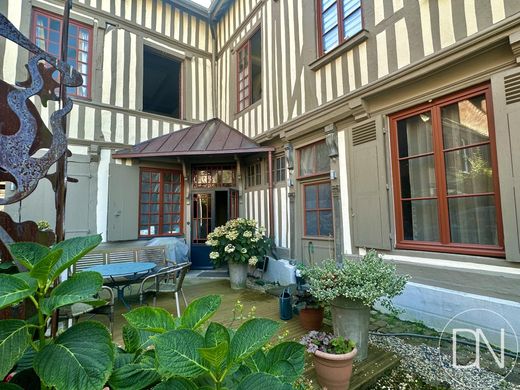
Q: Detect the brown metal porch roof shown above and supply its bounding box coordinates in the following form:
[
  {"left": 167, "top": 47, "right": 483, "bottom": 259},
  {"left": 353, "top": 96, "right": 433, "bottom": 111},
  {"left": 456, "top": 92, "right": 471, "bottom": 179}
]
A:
[{"left": 113, "top": 118, "right": 274, "bottom": 158}]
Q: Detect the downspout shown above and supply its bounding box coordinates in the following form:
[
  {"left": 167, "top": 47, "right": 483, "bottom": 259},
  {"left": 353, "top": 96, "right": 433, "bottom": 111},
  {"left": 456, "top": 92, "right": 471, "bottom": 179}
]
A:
[
  {"left": 268, "top": 150, "right": 274, "bottom": 239},
  {"left": 209, "top": 17, "right": 217, "bottom": 118}
]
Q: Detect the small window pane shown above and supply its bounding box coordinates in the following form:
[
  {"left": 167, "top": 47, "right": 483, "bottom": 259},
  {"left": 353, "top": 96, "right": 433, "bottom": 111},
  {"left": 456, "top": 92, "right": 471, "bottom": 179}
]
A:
[
  {"left": 343, "top": 0, "right": 360, "bottom": 16},
  {"left": 442, "top": 95, "right": 489, "bottom": 149},
  {"left": 316, "top": 142, "right": 330, "bottom": 173},
  {"left": 305, "top": 211, "right": 318, "bottom": 236},
  {"left": 448, "top": 196, "right": 497, "bottom": 245},
  {"left": 399, "top": 156, "right": 436, "bottom": 198},
  {"left": 300, "top": 147, "right": 314, "bottom": 176},
  {"left": 445, "top": 145, "right": 494, "bottom": 195},
  {"left": 319, "top": 211, "right": 333, "bottom": 236},
  {"left": 318, "top": 183, "right": 332, "bottom": 208},
  {"left": 322, "top": 28, "right": 339, "bottom": 53},
  {"left": 305, "top": 185, "right": 317, "bottom": 209},
  {"left": 402, "top": 199, "right": 440, "bottom": 242},
  {"left": 344, "top": 8, "right": 362, "bottom": 39},
  {"left": 397, "top": 112, "right": 433, "bottom": 157},
  {"left": 322, "top": 0, "right": 336, "bottom": 10}
]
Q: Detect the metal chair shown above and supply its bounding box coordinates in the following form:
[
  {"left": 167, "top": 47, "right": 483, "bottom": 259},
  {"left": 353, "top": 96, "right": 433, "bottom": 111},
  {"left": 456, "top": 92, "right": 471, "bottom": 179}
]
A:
[
  {"left": 138, "top": 262, "right": 191, "bottom": 317},
  {"left": 59, "top": 286, "right": 115, "bottom": 334}
]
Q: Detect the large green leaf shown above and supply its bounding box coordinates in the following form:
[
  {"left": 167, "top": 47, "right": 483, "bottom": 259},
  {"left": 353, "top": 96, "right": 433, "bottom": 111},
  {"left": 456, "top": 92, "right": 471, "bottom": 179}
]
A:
[
  {"left": 245, "top": 350, "right": 267, "bottom": 373},
  {"left": 229, "top": 319, "right": 280, "bottom": 363},
  {"left": 41, "top": 271, "right": 103, "bottom": 315},
  {"left": 198, "top": 341, "right": 228, "bottom": 372},
  {"left": 0, "top": 383, "right": 24, "bottom": 390},
  {"left": 0, "top": 275, "right": 37, "bottom": 310},
  {"left": 109, "top": 353, "right": 160, "bottom": 390},
  {"left": 236, "top": 372, "right": 293, "bottom": 390},
  {"left": 123, "top": 307, "right": 176, "bottom": 333},
  {"left": 180, "top": 295, "right": 221, "bottom": 330},
  {"left": 266, "top": 342, "right": 305, "bottom": 382},
  {"left": 29, "top": 249, "right": 63, "bottom": 287},
  {"left": 34, "top": 321, "right": 114, "bottom": 390},
  {"left": 0, "top": 320, "right": 31, "bottom": 379},
  {"left": 205, "top": 322, "right": 230, "bottom": 348},
  {"left": 8, "top": 242, "right": 50, "bottom": 270},
  {"left": 49, "top": 234, "right": 102, "bottom": 280},
  {"left": 153, "top": 378, "right": 198, "bottom": 390},
  {"left": 154, "top": 329, "right": 207, "bottom": 378}
]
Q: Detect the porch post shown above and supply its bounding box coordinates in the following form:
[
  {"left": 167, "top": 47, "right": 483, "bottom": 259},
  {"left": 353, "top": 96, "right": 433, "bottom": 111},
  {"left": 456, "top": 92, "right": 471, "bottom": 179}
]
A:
[
  {"left": 285, "top": 143, "right": 296, "bottom": 259},
  {"left": 268, "top": 150, "right": 274, "bottom": 239}
]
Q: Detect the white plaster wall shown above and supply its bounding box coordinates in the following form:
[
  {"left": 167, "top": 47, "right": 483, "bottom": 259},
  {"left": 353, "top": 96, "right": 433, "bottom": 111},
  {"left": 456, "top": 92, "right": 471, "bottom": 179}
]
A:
[{"left": 96, "top": 149, "right": 111, "bottom": 242}]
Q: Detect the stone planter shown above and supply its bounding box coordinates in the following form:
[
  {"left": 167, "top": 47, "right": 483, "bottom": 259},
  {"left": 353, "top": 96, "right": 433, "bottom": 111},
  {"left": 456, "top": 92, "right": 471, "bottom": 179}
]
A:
[
  {"left": 331, "top": 297, "right": 370, "bottom": 361},
  {"left": 313, "top": 347, "right": 357, "bottom": 390},
  {"left": 228, "top": 262, "right": 248, "bottom": 289},
  {"left": 299, "top": 307, "right": 324, "bottom": 331}
]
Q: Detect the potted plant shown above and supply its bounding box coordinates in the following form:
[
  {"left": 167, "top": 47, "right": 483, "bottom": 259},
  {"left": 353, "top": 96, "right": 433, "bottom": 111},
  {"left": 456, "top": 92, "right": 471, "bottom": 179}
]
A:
[
  {"left": 300, "top": 331, "right": 357, "bottom": 390},
  {"left": 293, "top": 289, "right": 324, "bottom": 331},
  {"left": 303, "top": 250, "right": 409, "bottom": 361},
  {"left": 206, "top": 218, "right": 270, "bottom": 289}
]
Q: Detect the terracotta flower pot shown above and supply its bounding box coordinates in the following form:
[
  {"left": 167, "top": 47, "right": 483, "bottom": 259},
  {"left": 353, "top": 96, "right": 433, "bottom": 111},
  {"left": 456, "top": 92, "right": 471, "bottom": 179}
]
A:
[
  {"left": 313, "top": 348, "right": 357, "bottom": 390},
  {"left": 299, "top": 307, "right": 324, "bottom": 331}
]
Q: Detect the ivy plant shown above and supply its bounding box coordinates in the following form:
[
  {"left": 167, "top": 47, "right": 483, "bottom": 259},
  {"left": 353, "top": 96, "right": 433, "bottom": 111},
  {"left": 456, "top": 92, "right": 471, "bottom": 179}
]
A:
[
  {"left": 110, "top": 294, "right": 305, "bottom": 390},
  {"left": 0, "top": 234, "right": 114, "bottom": 390}
]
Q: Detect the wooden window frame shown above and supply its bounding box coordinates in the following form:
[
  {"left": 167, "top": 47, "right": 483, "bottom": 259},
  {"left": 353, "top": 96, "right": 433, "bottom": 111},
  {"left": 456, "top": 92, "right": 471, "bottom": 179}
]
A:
[
  {"left": 316, "top": 0, "right": 364, "bottom": 56},
  {"left": 274, "top": 155, "right": 287, "bottom": 183},
  {"left": 246, "top": 162, "right": 262, "bottom": 188},
  {"left": 192, "top": 165, "right": 237, "bottom": 189},
  {"left": 31, "top": 8, "right": 93, "bottom": 99},
  {"left": 389, "top": 84, "right": 504, "bottom": 257},
  {"left": 138, "top": 168, "right": 184, "bottom": 238},
  {"left": 303, "top": 180, "right": 334, "bottom": 238},
  {"left": 192, "top": 193, "right": 212, "bottom": 244},
  {"left": 236, "top": 28, "right": 261, "bottom": 113},
  {"left": 297, "top": 140, "right": 330, "bottom": 179}
]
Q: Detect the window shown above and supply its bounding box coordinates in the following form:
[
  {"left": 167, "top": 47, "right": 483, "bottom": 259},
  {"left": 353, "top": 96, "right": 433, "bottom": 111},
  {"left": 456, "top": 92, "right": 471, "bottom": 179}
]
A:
[
  {"left": 275, "top": 156, "right": 286, "bottom": 183},
  {"left": 0, "top": 182, "right": 4, "bottom": 211},
  {"left": 139, "top": 169, "right": 183, "bottom": 237},
  {"left": 246, "top": 162, "right": 262, "bottom": 188},
  {"left": 304, "top": 181, "right": 333, "bottom": 237},
  {"left": 143, "top": 46, "right": 182, "bottom": 118},
  {"left": 318, "top": 0, "right": 363, "bottom": 54},
  {"left": 299, "top": 141, "right": 330, "bottom": 177},
  {"left": 32, "top": 9, "right": 92, "bottom": 98},
  {"left": 192, "top": 165, "right": 236, "bottom": 189},
  {"left": 237, "top": 29, "right": 262, "bottom": 112},
  {"left": 390, "top": 84, "right": 504, "bottom": 256}
]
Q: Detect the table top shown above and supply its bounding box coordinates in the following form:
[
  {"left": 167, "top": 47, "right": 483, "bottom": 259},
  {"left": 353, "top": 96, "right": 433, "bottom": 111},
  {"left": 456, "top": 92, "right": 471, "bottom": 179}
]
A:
[{"left": 86, "top": 262, "right": 157, "bottom": 278}]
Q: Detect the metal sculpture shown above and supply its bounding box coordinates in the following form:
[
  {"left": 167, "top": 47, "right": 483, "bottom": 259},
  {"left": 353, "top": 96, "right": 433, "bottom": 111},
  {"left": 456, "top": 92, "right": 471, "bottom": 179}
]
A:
[{"left": 0, "top": 12, "right": 82, "bottom": 205}]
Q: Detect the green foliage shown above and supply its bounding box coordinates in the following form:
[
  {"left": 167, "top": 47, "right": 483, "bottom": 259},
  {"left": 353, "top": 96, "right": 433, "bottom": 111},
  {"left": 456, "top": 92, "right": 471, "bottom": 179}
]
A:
[
  {"left": 205, "top": 218, "right": 271, "bottom": 266},
  {"left": 330, "top": 337, "right": 356, "bottom": 354},
  {"left": 115, "top": 294, "right": 305, "bottom": 390},
  {"left": 0, "top": 234, "right": 115, "bottom": 390},
  {"left": 302, "top": 250, "right": 410, "bottom": 312}
]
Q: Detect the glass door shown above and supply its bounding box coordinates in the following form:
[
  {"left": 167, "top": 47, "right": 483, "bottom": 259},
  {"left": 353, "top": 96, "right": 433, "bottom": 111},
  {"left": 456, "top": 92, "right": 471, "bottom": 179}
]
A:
[{"left": 191, "top": 193, "right": 214, "bottom": 269}]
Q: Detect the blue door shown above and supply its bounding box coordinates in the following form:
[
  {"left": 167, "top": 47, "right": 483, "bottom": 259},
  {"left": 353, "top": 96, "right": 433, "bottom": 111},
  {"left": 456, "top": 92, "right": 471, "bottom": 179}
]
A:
[{"left": 191, "top": 193, "right": 214, "bottom": 269}]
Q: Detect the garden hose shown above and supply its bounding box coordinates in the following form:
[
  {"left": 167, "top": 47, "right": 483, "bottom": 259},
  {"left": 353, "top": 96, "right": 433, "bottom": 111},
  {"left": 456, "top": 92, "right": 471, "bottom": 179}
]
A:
[{"left": 369, "top": 331, "right": 518, "bottom": 358}]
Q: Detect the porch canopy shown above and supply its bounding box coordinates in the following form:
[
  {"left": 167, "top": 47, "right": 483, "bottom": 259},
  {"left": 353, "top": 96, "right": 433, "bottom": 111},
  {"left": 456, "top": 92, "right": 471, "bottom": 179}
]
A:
[{"left": 113, "top": 118, "right": 273, "bottom": 159}]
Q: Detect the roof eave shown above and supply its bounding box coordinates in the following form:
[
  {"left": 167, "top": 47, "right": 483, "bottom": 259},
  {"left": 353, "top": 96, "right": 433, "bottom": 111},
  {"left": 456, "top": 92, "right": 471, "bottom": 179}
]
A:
[{"left": 113, "top": 147, "right": 275, "bottom": 159}]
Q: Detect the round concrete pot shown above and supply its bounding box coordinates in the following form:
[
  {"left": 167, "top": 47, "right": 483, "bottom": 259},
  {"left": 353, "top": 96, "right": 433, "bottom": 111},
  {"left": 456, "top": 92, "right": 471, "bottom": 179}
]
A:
[
  {"left": 228, "top": 262, "right": 248, "bottom": 289},
  {"left": 299, "top": 307, "right": 324, "bottom": 331},
  {"left": 331, "top": 297, "right": 370, "bottom": 361},
  {"left": 313, "top": 347, "right": 357, "bottom": 390}
]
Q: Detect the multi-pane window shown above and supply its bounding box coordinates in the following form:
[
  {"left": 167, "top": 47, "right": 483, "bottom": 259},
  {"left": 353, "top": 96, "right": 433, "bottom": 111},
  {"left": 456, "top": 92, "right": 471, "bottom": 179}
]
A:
[
  {"left": 390, "top": 85, "right": 503, "bottom": 256},
  {"left": 139, "top": 169, "right": 183, "bottom": 237},
  {"left": 319, "top": 0, "right": 363, "bottom": 54},
  {"left": 246, "top": 162, "right": 262, "bottom": 188},
  {"left": 237, "top": 29, "right": 262, "bottom": 111},
  {"left": 304, "top": 182, "right": 333, "bottom": 237},
  {"left": 192, "top": 165, "right": 236, "bottom": 189},
  {"left": 275, "top": 156, "right": 287, "bottom": 183},
  {"left": 32, "top": 9, "right": 92, "bottom": 98},
  {"left": 299, "top": 141, "right": 330, "bottom": 177}
]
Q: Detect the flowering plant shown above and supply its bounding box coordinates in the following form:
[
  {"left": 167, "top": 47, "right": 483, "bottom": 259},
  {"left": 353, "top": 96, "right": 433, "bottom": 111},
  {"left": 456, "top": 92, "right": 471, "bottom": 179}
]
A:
[
  {"left": 302, "top": 250, "right": 409, "bottom": 313},
  {"left": 300, "top": 331, "right": 356, "bottom": 355},
  {"left": 206, "top": 218, "right": 271, "bottom": 266}
]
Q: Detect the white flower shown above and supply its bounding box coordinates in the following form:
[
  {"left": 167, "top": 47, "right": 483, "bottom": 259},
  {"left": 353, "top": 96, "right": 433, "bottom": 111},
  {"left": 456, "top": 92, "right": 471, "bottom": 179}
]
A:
[
  {"left": 209, "top": 252, "right": 219, "bottom": 260},
  {"left": 248, "top": 256, "right": 258, "bottom": 266},
  {"left": 225, "top": 244, "right": 235, "bottom": 253},
  {"left": 251, "top": 237, "right": 259, "bottom": 243},
  {"left": 243, "top": 230, "right": 252, "bottom": 238},
  {"left": 241, "top": 248, "right": 247, "bottom": 254}
]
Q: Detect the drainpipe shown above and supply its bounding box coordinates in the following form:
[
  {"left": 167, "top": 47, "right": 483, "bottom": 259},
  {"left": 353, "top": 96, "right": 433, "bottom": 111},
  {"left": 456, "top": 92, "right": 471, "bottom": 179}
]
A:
[{"left": 268, "top": 150, "right": 274, "bottom": 239}]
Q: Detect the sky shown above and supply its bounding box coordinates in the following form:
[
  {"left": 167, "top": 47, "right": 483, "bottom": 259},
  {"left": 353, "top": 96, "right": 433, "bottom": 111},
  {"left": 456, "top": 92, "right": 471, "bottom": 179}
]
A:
[{"left": 192, "top": 0, "right": 212, "bottom": 7}]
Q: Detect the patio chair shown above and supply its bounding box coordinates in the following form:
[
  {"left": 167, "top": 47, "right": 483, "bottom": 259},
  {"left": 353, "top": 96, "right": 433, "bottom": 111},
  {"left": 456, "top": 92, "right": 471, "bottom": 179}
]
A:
[
  {"left": 138, "top": 262, "right": 191, "bottom": 317},
  {"left": 58, "top": 286, "right": 115, "bottom": 334}
]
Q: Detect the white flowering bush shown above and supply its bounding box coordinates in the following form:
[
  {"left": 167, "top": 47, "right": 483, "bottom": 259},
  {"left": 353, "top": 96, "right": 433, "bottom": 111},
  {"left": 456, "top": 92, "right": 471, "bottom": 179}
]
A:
[
  {"left": 302, "top": 250, "right": 409, "bottom": 313},
  {"left": 206, "top": 218, "right": 271, "bottom": 266}
]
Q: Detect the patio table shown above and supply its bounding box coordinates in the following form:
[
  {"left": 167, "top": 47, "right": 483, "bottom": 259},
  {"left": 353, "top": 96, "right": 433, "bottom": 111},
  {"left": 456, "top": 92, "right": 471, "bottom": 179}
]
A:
[{"left": 86, "top": 262, "right": 157, "bottom": 309}]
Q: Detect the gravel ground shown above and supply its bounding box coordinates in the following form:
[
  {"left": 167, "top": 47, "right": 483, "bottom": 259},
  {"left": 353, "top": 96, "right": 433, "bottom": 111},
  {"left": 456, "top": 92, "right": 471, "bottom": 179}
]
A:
[{"left": 370, "top": 334, "right": 520, "bottom": 390}]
